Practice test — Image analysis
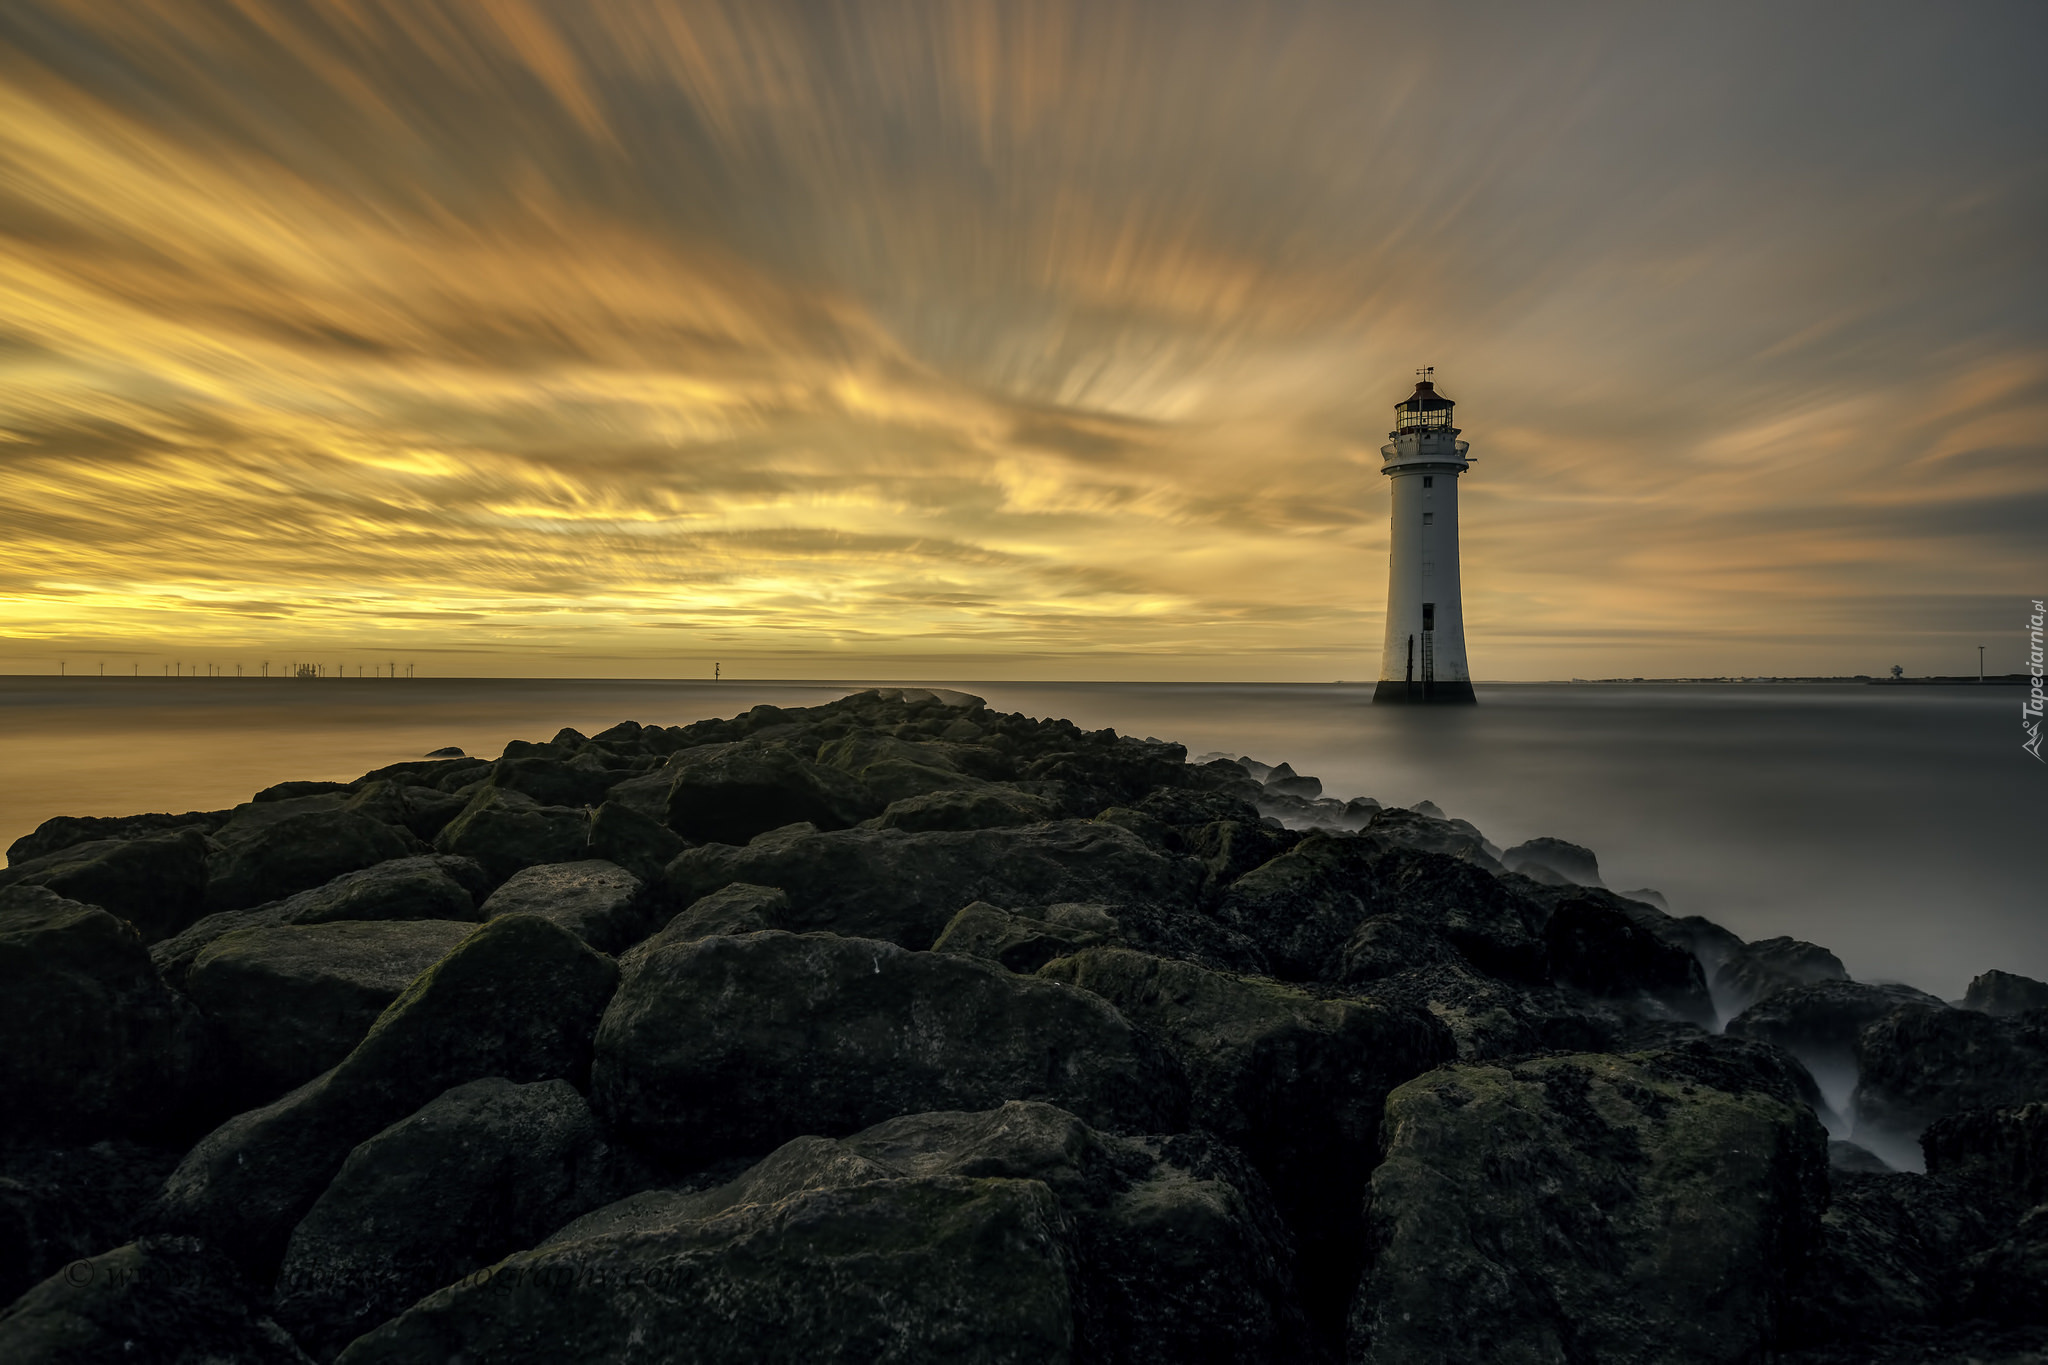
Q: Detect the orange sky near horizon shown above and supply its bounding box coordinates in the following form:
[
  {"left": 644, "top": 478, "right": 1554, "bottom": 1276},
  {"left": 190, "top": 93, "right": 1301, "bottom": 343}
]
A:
[{"left": 2, "top": 0, "right": 2043, "bottom": 681}]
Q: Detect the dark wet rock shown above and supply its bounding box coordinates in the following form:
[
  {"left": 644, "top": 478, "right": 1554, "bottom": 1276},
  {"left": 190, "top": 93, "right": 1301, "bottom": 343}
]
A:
[
  {"left": 1729, "top": 979, "right": 1947, "bottom": 1078},
  {"left": 148, "top": 915, "right": 619, "bottom": 1276},
  {"left": 1829, "top": 1139, "right": 1895, "bottom": 1173},
  {"left": 581, "top": 799, "right": 687, "bottom": 881},
  {"left": 1186, "top": 818, "right": 1298, "bottom": 893},
  {"left": 1090, "top": 806, "right": 1183, "bottom": 853},
  {"left": 206, "top": 795, "right": 421, "bottom": 913},
  {"left": 184, "top": 919, "right": 475, "bottom": 1104},
  {"left": 0, "top": 827, "right": 212, "bottom": 942},
  {"left": 933, "top": 901, "right": 1121, "bottom": 972},
  {"left": 430, "top": 786, "right": 588, "bottom": 886},
  {"left": 1355, "top": 961, "right": 1621, "bottom": 1060},
  {"left": 663, "top": 819, "right": 1203, "bottom": 953},
  {"left": 816, "top": 732, "right": 994, "bottom": 805},
  {"left": 839, "top": 1105, "right": 1310, "bottom": 1364},
  {"left": 1957, "top": 1204, "right": 2048, "bottom": 1327},
  {"left": 1039, "top": 947, "right": 1452, "bottom": 1337},
  {"left": 1781, "top": 1168, "right": 2006, "bottom": 1347},
  {"left": 662, "top": 739, "right": 876, "bottom": 843},
  {"left": 151, "top": 855, "right": 486, "bottom": 989},
  {"left": 342, "top": 1101, "right": 1308, "bottom": 1365},
  {"left": 338, "top": 779, "right": 470, "bottom": 842},
  {"left": 479, "top": 858, "right": 651, "bottom": 955},
  {"left": 865, "top": 784, "right": 1061, "bottom": 832},
  {"left": 1261, "top": 763, "right": 1322, "bottom": 799},
  {"left": 1361, "top": 804, "right": 1504, "bottom": 871},
  {"left": 1965, "top": 970, "right": 2048, "bottom": 1018},
  {"left": 1335, "top": 913, "right": 1465, "bottom": 984},
  {"left": 0, "top": 1141, "right": 183, "bottom": 1306},
  {"left": 637, "top": 882, "right": 790, "bottom": 951},
  {"left": 5, "top": 809, "right": 228, "bottom": 869},
  {"left": 0, "top": 887, "right": 212, "bottom": 1145},
  {"left": 274, "top": 1078, "right": 645, "bottom": 1361},
  {"left": 1130, "top": 786, "right": 1263, "bottom": 831},
  {"left": 1856, "top": 1007, "right": 2048, "bottom": 1141},
  {"left": 425, "top": 746, "right": 465, "bottom": 758},
  {"left": 1221, "top": 833, "right": 1543, "bottom": 984},
  {"left": 0, "top": 1235, "right": 310, "bottom": 1365},
  {"left": 1540, "top": 889, "right": 1714, "bottom": 1023},
  {"left": 1716, "top": 935, "right": 1850, "bottom": 1012},
  {"left": 339, "top": 1166, "right": 1074, "bottom": 1365},
  {"left": 592, "top": 930, "right": 1187, "bottom": 1169},
  {"left": 1353, "top": 1047, "right": 1828, "bottom": 1365},
  {"left": 1500, "top": 835, "right": 1604, "bottom": 887},
  {"left": 489, "top": 750, "right": 621, "bottom": 809},
  {"left": 255, "top": 779, "right": 354, "bottom": 802},
  {"left": 1923, "top": 1102, "right": 2048, "bottom": 1207}
]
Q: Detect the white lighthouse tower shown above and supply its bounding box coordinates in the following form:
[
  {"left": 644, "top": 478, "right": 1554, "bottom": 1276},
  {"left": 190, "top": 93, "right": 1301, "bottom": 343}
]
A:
[{"left": 1373, "top": 370, "right": 1477, "bottom": 704}]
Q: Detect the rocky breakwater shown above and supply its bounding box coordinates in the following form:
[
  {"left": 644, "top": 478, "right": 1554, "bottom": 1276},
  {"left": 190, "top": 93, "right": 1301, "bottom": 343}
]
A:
[{"left": 0, "top": 685, "right": 2043, "bottom": 1363}]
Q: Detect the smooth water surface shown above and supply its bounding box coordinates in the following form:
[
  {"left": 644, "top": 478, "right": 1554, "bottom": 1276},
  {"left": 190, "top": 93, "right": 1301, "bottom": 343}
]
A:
[{"left": 1, "top": 676, "right": 2039, "bottom": 998}]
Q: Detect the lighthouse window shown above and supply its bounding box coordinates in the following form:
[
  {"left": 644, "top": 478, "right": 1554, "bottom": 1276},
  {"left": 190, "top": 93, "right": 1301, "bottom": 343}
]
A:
[
  {"left": 1422, "top": 477, "right": 1433, "bottom": 488},
  {"left": 1423, "top": 603, "right": 1436, "bottom": 631},
  {"left": 1422, "top": 512, "right": 1434, "bottom": 526}
]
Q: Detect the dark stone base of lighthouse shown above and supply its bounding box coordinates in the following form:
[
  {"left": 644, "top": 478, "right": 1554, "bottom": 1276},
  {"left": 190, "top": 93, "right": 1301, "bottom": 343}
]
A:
[{"left": 1372, "top": 680, "right": 1478, "bottom": 704}]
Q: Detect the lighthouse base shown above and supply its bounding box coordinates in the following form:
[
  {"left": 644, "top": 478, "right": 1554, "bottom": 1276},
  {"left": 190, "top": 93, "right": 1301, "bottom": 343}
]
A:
[{"left": 1372, "top": 679, "right": 1477, "bottom": 705}]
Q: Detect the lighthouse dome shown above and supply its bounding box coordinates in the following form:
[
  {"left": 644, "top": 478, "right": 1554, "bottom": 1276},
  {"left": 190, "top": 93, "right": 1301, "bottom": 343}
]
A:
[{"left": 1394, "top": 379, "right": 1456, "bottom": 432}]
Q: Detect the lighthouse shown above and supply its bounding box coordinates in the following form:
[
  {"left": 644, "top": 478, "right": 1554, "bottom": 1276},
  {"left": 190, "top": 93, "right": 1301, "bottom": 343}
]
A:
[{"left": 1373, "top": 370, "right": 1477, "bottom": 704}]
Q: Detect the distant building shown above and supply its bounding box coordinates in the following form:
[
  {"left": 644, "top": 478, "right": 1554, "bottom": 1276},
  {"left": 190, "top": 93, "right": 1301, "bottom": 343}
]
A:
[{"left": 1374, "top": 372, "right": 1478, "bottom": 704}]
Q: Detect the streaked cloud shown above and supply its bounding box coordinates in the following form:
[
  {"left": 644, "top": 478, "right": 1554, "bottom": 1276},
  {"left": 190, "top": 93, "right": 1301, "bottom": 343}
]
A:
[{"left": 1, "top": 0, "right": 2042, "bottom": 678}]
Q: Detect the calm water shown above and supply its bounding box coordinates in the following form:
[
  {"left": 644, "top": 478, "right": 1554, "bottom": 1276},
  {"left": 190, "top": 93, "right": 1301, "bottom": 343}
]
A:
[{"left": 1, "top": 677, "right": 2039, "bottom": 999}]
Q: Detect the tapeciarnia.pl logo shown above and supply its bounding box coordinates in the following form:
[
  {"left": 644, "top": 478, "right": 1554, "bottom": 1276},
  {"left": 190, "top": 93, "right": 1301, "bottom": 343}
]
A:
[{"left": 2026, "top": 598, "right": 2045, "bottom": 762}]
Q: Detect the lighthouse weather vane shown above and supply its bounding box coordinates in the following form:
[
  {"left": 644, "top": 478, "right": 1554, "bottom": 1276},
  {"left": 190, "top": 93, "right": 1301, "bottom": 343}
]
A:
[{"left": 1373, "top": 368, "right": 1477, "bottom": 704}]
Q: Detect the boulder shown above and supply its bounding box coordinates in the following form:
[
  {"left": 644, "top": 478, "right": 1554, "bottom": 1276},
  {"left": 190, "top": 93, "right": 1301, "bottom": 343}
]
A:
[
  {"left": 1338, "top": 962, "right": 1619, "bottom": 1060},
  {"left": 6, "top": 809, "right": 226, "bottom": 868},
  {"left": 1335, "top": 914, "right": 1464, "bottom": 984},
  {"left": 1361, "top": 805, "right": 1504, "bottom": 871},
  {"left": 1352, "top": 1047, "right": 1829, "bottom": 1365},
  {"left": 1185, "top": 818, "right": 1298, "bottom": 892},
  {"left": 637, "top": 882, "right": 789, "bottom": 950},
  {"left": 339, "top": 1101, "right": 1308, "bottom": 1365},
  {"left": 183, "top": 919, "right": 476, "bottom": 1103},
  {"left": 663, "top": 819, "right": 1203, "bottom": 953},
  {"left": 151, "top": 854, "right": 485, "bottom": 988},
  {"left": 205, "top": 795, "right": 420, "bottom": 912},
  {"left": 1727, "top": 979, "right": 1947, "bottom": 1079},
  {"left": 338, "top": 1170, "right": 1074, "bottom": 1365},
  {"left": 1854, "top": 1007, "right": 2048, "bottom": 1142},
  {"left": 816, "top": 733, "right": 992, "bottom": 806},
  {"left": 592, "top": 931, "right": 1187, "bottom": 1169},
  {"left": 341, "top": 780, "right": 469, "bottom": 842},
  {"left": 479, "top": 859, "right": 651, "bottom": 955},
  {"left": 0, "top": 1141, "right": 182, "bottom": 1306},
  {"left": 663, "top": 739, "right": 876, "bottom": 843},
  {"left": 1039, "top": 947, "right": 1453, "bottom": 1337},
  {"left": 1714, "top": 936, "right": 1849, "bottom": 1013},
  {"left": 430, "top": 787, "right": 589, "bottom": 886},
  {"left": 0, "top": 1236, "right": 309, "bottom": 1365},
  {"left": 934, "top": 902, "right": 1121, "bottom": 973},
  {"left": 488, "top": 750, "right": 620, "bottom": 808},
  {"left": 1540, "top": 890, "right": 1714, "bottom": 1023},
  {"left": 1923, "top": 1102, "right": 2048, "bottom": 1207},
  {"left": 1963, "top": 969, "right": 2048, "bottom": 1018},
  {"left": 149, "top": 914, "right": 619, "bottom": 1276},
  {"left": 274, "top": 1078, "right": 644, "bottom": 1361},
  {"left": 0, "top": 827, "right": 212, "bottom": 942},
  {"left": 582, "top": 799, "right": 687, "bottom": 882},
  {"left": 0, "top": 886, "right": 211, "bottom": 1145},
  {"left": 1780, "top": 1167, "right": 2005, "bottom": 1346},
  {"left": 869, "top": 785, "right": 1062, "bottom": 832},
  {"left": 1827, "top": 1139, "right": 1892, "bottom": 1173},
  {"left": 1500, "top": 836, "right": 1604, "bottom": 887},
  {"left": 1956, "top": 1203, "right": 2048, "bottom": 1326},
  {"left": 1218, "top": 834, "right": 1542, "bottom": 984}
]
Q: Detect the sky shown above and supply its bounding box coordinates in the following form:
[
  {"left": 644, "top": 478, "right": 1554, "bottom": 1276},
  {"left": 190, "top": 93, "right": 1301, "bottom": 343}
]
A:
[{"left": 1, "top": 0, "right": 2043, "bottom": 681}]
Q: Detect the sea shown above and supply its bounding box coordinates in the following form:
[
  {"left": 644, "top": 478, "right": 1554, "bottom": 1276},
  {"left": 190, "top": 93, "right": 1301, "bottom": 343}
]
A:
[{"left": 1, "top": 676, "right": 2039, "bottom": 1002}]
